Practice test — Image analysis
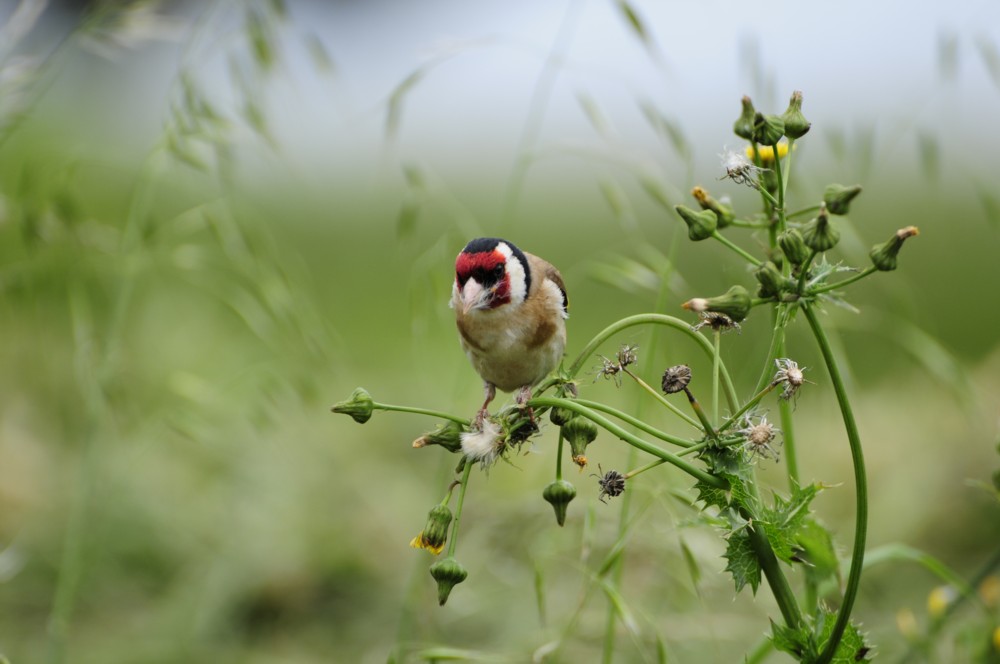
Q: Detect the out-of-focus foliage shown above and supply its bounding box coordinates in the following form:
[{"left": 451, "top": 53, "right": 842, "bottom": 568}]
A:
[{"left": 0, "top": 1, "right": 999, "bottom": 663}]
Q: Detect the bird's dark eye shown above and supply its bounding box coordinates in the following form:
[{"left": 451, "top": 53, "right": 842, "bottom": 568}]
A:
[{"left": 493, "top": 265, "right": 505, "bottom": 279}]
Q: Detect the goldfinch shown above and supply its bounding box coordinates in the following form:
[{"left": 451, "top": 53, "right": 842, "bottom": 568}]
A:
[{"left": 452, "top": 237, "right": 568, "bottom": 428}]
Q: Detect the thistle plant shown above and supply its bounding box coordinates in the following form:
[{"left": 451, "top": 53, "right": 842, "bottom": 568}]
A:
[{"left": 332, "top": 91, "right": 920, "bottom": 662}]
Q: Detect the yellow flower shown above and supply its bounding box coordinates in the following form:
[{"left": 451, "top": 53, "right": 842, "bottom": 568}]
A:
[
  {"left": 895, "top": 608, "right": 917, "bottom": 637},
  {"left": 993, "top": 625, "right": 1000, "bottom": 652},
  {"left": 409, "top": 504, "right": 453, "bottom": 555},
  {"left": 979, "top": 575, "right": 1000, "bottom": 608},
  {"left": 927, "top": 585, "right": 956, "bottom": 618},
  {"left": 409, "top": 532, "right": 446, "bottom": 555},
  {"left": 745, "top": 142, "right": 790, "bottom": 163}
]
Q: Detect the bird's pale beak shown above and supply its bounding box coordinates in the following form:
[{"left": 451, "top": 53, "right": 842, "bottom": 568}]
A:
[{"left": 461, "top": 279, "right": 492, "bottom": 314}]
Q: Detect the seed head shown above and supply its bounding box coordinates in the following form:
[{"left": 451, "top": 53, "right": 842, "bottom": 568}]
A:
[
  {"left": 661, "top": 365, "right": 692, "bottom": 394},
  {"left": 737, "top": 415, "right": 781, "bottom": 461},
  {"left": 460, "top": 419, "right": 504, "bottom": 467},
  {"left": 772, "top": 358, "right": 807, "bottom": 401},
  {"left": 719, "top": 148, "right": 765, "bottom": 188},
  {"left": 691, "top": 310, "right": 742, "bottom": 334},
  {"left": 592, "top": 466, "right": 626, "bottom": 503}
]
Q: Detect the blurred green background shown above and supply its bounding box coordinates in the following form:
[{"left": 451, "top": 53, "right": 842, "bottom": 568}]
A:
[{"left": 1, "top": 0, "right": 1000, "bottom": 662}]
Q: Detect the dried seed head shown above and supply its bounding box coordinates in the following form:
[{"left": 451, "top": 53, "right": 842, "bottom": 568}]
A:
[
  {"left": 719, "top": 148, "right": 765, "bottom": 188},
  {"left": 616, "top": 344, "right": 639, "bottom": 368},
  {"left": 661, "top": 365, "right": 692, "bottom": 394},
  {"left": 772, "top": 358, "right": 807, "bottom": 401},
  {"left": 737, "top": 415, "right": 781, "bottom": 461},
  {"left": 691, "top": 310, "right": 742, "bottom": 334},
  {"left": 592, "top": 466, "right": 626, "bottom": 503}
]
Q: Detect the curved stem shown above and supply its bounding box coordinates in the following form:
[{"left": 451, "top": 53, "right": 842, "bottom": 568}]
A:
[
  {"left": 528, "top": 397, "right": 727, "bottom": 489},
  {"left": 796, "top": 250, "right": 819, "bottom": 295},
  {"left": 571, "top": 398, "right": 694, "bottom": 448},
  {"left": 565, "top": 314, "right": 739, "bottom": 413},
  {"left": 373, "top": 402, "right": 469, "bottom": 425},
  {"left": 803, "top": 304, "right": 868, "bottom": 664}
]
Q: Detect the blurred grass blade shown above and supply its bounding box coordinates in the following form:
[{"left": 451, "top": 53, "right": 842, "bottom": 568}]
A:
[
  {"left": 534, "top": 564, "right": 547, "bottom": 628},
  {"left": 598, "top": 178, "right": 636, "bottom": 228},
  {"left": 305, "top": 33, "right": 335, "bottom": 74},
  {"left": 974, "top": 34, "right": 1000, "bottom": 91},
  {"left": 638, "top": 100, "right": 690, "bottom": 162},
  {"left": 577, "top": 91, "right": 611, "bottom": 138},
  {"left": 936, "top": 30, "right": 959, "bottom": 82},
  {"left": 863, "top": 544, "right": 979, "bottom": 605},
  {"left": 917, "top": 131, "right": 940, "bottom": 181},
  {"left": 638, "top": 172, "right": 673, "bottom": 211},
  {"left": 387, "top": 68, "right": 428, "bottom": 140},
  {"left": 678, "top": 537, "right": 702, "bottom": 592},
  {"left": 976, "top": 184, "right": 1000, "bottom": 229}
]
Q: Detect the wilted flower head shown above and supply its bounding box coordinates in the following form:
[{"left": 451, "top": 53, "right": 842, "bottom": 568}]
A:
[
  {"left": 772, "top": 358, "right": 807, "bottom": 401},
  {"left": 661, "top": 365, "right": 692, "bottom": 394},
  {"left": 720, "top": 148, "right": 765, "bottom": 188},
  {"left": 409, "top": 504, "right": 453, "bottom": 555},
  {"left": 592, "top": 466, "right": 626, "bottom": 503},
  {"left": 460, "top": 419, "right": 503, "bottom": 466},
  {"left": 691, "top": 310, "right": 742, "bottom": 334}
]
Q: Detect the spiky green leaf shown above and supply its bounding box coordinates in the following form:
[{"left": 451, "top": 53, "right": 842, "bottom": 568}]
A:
[{"left": 724, "top": 529, "right": 761, "bottom": 594}]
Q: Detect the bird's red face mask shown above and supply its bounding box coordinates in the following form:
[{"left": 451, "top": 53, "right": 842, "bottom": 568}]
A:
[{"left": 455, "top": 249, "right": 511, "bottom": 314}]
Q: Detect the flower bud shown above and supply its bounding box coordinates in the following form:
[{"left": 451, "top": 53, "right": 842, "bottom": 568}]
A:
[
  {"left": 778, "top": 228, "right": 809, "bottom": 266},
  {"left": 752, "top": 112, "right": 785, "bottom": 146},
  {"left": 542, "top": 479, "right": 577, "bottom": 526},
  {"left": 410, "top": 504, "right": 453, "bottom": 555},
  {"left": 674, "top": 204, "right": 717, "bottom": 241},
  {"left": 562, "top": 416, "right": 598, "bottom": 468},
  {"left": 802, "top": 205, "right": 840, "bottom": 252},
  {"left": 869, "top": 226, "right": 919, "bottom": 271},
  {"left": 823, "top": 183, "right": 863, "bottom": 215},
  {"left": 429, "top": 557, "right": 468, "bottom": 606},
  {"left": 330, "top": 387, "right": 374, "bottom": 424},
  {"left": 682, "top": 285, "right": 751, "bottom": 323},
  {"left": 733, "top": 95, "right": 756, "bottom": 140},
  {"left": 754, "top": 261, "right": 786, "bottom": 298},
  {"left": 549, "top": 406, "right": 576, "bottom": 427},
  {"left": 412, "top": 421, "right": 465, "bottom": 453},
  {"left": 661, "top": 364, "right": 692, "bottom": 394},
  {"left": 780, "top": 90, "right": 811, "bottom": 139},
  {"left": 691, "top": 186, "right": 734, "bottom": 228}
]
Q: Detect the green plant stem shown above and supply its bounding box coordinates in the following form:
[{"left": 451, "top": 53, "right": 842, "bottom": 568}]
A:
[
  {"left": 716, "top": 383, "right": 777, "bottom": 434},
  {"left": 563, "top": 313, "right": 739, "bottom": 412},
  {"left": 786, "top": 204, "right": 820, "bottom": 220},
  {"left": 771, "top": 143, "right": 786, "bottom": 234},
  {"left": 446, "top": 462, "right": 474, "bottom": 557},
  {"left": 528, "top": 397, "right": 727, "bottom": 489},
  {"left": 752, "top": 303, "right": 791, "bottom": 395},
  {"left": 683, "top": 389, "right": 717, "bottom": 439},
  {"left": 373, "top": 402, "right": 468, "bottom": 425},
  {"left": 556, "top": 430, "right": 565, "bottom": 480},
  {"left": 711, "top": 231, "right": 762, "bottom": 266},
  {"left": 809, "top": 266, "right": 878, "bottom": 295},
  {"left": 796, "top": 249, "right": 819, "bottom": 294},
  {"left": 621, "top": 369, "right": 701, "bottom": 430},
  {"left": 746, "top": 516, "right": 805, "bottom": 631},
  {"left": 712, "top": 330, "right": 721, "bottom": 424},
  {"left": 778, "top": 399, "right": 799, "bottom": 491},
  {"left": 803, "top": 304, "right": 868, "bottom": 664},
  {"left": 571, "top": 397, "right": 694, "bottom": 447}
]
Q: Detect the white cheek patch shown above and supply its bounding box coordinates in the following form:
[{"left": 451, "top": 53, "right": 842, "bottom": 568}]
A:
[{"left": 502, "top": 251, "right": 527, "bottom": 305}]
